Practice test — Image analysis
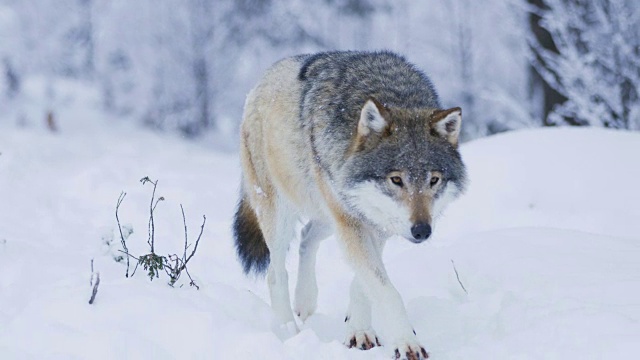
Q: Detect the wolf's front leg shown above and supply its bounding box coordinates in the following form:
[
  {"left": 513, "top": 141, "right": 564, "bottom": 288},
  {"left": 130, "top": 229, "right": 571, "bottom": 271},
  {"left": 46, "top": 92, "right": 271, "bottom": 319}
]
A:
[
  {"left": 344, "top": 277, "right": 380, "bottom": 350},
  {"left": 340, "top": 225, "right": 428, "bottom": 359}
]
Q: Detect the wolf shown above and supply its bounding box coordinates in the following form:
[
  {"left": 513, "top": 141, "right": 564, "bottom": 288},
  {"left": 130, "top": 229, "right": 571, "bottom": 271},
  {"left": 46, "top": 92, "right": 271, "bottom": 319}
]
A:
[{"left": 233, "top": 51, "right": 467, "bottom": 360}]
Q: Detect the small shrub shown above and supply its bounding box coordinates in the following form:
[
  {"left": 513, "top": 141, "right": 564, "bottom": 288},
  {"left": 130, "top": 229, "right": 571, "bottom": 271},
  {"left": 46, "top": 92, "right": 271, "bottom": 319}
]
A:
[{"left": 116, "top": 177, "right": 206, "bottom": 289}]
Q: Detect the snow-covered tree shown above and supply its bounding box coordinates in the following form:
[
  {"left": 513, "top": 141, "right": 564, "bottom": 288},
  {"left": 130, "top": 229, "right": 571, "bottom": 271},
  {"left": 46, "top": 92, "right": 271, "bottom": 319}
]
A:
[
  {"left": 391, "top": 0, "right": 531, "bottom": 140},
  {"left": 528, "top": 0, "right": 640, "bottom": 130},
  {"left": 0, "top": 0, "right": 538, "bottom": 140}
]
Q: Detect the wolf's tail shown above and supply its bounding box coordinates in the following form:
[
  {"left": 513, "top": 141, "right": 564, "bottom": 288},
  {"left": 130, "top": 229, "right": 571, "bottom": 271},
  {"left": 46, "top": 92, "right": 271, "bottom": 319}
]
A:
[{"left": 233, "top": 195, "right": 270, "bottom": 275}]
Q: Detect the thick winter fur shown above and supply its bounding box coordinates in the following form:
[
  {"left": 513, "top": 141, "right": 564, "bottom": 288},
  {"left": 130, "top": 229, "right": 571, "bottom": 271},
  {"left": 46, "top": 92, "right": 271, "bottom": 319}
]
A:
[
  {"left": 233, "top": 196, "right": 269, "bottom": 274},
  {"left": 233, "top": 51, "right": 467, "bottom": 359}
]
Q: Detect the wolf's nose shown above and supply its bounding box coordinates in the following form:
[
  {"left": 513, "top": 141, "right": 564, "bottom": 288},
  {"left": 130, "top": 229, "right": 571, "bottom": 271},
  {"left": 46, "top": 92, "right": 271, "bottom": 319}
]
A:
[{"left": 411, "top": 223, "right": 432, "bottom": 242}]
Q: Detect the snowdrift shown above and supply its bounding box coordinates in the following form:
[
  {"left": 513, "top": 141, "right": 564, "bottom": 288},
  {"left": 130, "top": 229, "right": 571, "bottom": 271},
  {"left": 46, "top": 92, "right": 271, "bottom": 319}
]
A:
[{"left": 0, "top": 110, "right": 638, "bottom": 359}]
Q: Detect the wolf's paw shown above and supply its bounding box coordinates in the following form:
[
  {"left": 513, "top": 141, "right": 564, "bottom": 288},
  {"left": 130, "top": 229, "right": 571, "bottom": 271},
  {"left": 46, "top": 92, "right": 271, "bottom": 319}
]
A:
[
  {"left": 392, "top": 341, "right": 429, "bottom": 360},
  {"left": 273, "top": 320, "right": 300, "bottom": 340},
  {"left": 294, "top": 303, "right": 316, "bottom": 322},
  {"left": 293, "top": 287, "right": 317, "bottom": 322},
  {"left": 344, "top": 329, "right": 380, "bottom": 350}
]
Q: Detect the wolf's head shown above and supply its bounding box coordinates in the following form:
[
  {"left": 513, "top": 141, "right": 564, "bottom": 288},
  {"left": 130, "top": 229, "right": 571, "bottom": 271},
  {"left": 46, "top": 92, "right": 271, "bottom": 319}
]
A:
[{"left": 342, "top": 98, "right": 467, "bottom": 243}]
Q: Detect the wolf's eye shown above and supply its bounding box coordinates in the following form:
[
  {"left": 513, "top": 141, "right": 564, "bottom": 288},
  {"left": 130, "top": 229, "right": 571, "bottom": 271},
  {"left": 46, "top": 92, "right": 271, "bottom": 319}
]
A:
[
  {"left": 390, "top": 176, "right": 404, "bottom": 187},
  {"left": 430, "top": 176, "right": 440, "bottom": 186}
]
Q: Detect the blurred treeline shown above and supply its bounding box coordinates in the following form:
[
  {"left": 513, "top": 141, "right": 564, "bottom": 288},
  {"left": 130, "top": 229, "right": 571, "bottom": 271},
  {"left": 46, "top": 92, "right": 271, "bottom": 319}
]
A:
[{"left": 0, "top": 0, "right": 638, "bottom": 141}]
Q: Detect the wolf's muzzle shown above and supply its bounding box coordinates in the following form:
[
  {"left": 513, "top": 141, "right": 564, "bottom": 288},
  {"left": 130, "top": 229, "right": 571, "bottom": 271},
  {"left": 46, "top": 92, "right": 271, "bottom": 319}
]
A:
[{"left": 410, "top": 223, "right": 432, "bottom": 242}]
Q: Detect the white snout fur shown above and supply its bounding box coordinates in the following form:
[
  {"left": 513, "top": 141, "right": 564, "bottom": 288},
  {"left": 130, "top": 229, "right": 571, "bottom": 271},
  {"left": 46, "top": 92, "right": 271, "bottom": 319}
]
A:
[
  {"left": 344, "top": 181, "right": 412, "bottom": 238},
  {"left": 432, "top": 183, "right": 460, "bottom": 219}
]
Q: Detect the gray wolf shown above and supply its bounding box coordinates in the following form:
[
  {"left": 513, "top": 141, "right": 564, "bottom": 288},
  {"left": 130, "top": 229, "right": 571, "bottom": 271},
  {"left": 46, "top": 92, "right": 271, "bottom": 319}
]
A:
[{"left": 233, "top": 51, "right": 467, "bottom": 360}]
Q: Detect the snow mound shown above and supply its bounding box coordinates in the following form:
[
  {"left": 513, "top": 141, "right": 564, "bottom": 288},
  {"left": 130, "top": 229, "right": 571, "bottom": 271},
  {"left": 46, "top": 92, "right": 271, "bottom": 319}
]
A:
[{"left": 439, "top": 127, "right": 640, "bottom": 240}]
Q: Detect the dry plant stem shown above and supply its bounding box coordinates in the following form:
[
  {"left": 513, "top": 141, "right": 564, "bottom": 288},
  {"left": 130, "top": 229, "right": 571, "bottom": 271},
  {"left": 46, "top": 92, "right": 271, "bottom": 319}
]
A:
[
  {"left": 89, "top": 273, "right": 100, "bottom": 304},
  {"left": 89, "top": 259, "right": 100, "bottom": 305},
  {"left": 182, "top": 204, "right": 205, "bottom": 268},
  {"left": 115, "top": 192, "right": 130, "bottom": 277},
  {"left": 163, "top": 205, "right": 205, "bottom": 288},
  {"left": 182, "top": 204, "right": 189, "bottom": 256},
  {"left": 118, "top": 250, "right": 141, "bottom": 276},
  {"left": 144, "top": 178, "right": 159, "bottom": 253},
  {"left": 451, "top": 259, "right": 468, "bottom": 295}
]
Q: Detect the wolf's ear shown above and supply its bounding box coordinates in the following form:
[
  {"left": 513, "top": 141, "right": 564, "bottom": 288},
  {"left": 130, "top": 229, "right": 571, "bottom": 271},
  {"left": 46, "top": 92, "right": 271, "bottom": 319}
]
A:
[
  {"left": 358, "top": 97, "right": 390, "bottom": 137},
  {"left": 430, "top": 107, "right": 462, "bottom": 146}
]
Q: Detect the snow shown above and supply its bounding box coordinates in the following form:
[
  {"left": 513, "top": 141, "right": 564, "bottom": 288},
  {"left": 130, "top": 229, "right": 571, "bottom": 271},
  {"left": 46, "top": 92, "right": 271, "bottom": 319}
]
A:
[{"left": 1, "top": 82, "right": 639, "bottom": 359}]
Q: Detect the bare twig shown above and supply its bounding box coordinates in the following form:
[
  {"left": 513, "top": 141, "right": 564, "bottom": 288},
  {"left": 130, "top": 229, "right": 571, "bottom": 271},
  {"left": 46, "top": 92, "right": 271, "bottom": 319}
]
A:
[
  {"left": 89, "top": 259, "right": 100, "bottom": 305},
  {"left": 182, "top": 204, "right": 189, "bottom": 258},
  {"left": 118, "top": 250, "right": 140, "bottom": 261},
  {"left": 140, "top": 177, "right": 161, "bottom": 253},
  {"left": 89, "top": 273, "right": 100, "bottom": 304},
  {"left": 115, "top": 192, "right": 130, "bottom": 277},
  {"left": 131, "top": 259, "right": 140, "bottom": 276},
  {"left": 118, "top": 250, "right": 141, "bottom": 276},
  {"left": 184, "top": 266, "right": 199, "bottom": 290},
  {"left": 162, "top": 205, "right": 205, "bottom": 288},
  {"left": 183, "top": 205, "right": 205, "bottom": 267},
  {"left": 451, "top": 259, "right": 468, "bottom": 295}
]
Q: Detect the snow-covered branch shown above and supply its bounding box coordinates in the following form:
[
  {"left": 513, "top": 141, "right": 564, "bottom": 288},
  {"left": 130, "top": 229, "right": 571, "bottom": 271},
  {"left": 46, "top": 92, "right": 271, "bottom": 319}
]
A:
[{"left": 529, "top": 0, "right": 640, "bottom": 129}]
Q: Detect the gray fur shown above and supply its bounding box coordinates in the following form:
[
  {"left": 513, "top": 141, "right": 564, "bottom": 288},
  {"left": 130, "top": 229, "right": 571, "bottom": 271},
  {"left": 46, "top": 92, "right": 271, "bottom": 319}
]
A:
[{"left": 297, "top": 51, "right": 466, "bottom": 216}]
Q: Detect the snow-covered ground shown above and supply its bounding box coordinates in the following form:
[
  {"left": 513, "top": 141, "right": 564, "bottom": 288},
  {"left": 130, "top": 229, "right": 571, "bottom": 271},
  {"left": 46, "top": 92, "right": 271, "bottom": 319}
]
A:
[{"left": 1, "top": 82, "right": 639, "bottom": 359}]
